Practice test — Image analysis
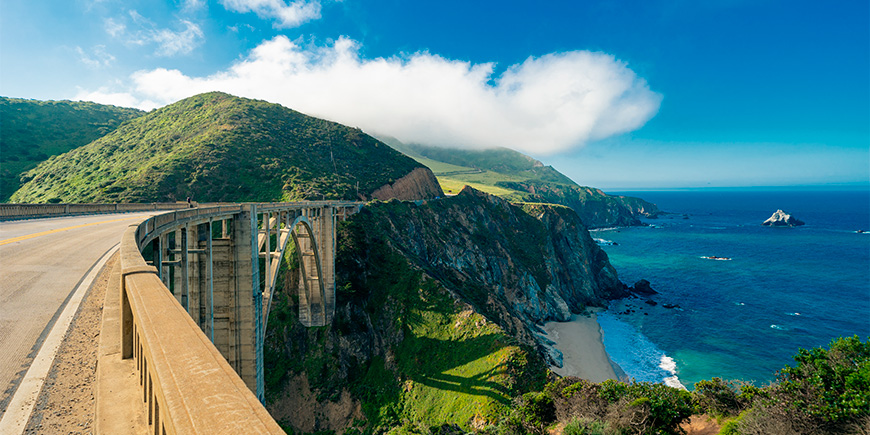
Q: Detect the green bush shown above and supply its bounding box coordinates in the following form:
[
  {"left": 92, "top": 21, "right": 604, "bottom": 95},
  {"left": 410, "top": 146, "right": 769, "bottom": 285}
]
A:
[
  {"left": 517, "top": 391, "right": 556, "bottom": 427},
  {"left": 692, "top": 377, "right": 744, "bottom": 416},
  {"left": 732, "top": 336, "right": 870, "bottom": 434},
  {"left": 775, "top": 335, "right": 870, "bottom": 423},
  {"left": 562, "top": 418, "right": 611, "bottom": 435}
]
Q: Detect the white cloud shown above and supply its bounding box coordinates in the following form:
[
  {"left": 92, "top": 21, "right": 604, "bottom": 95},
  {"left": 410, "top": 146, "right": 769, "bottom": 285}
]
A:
[
  {"left": 106, "top": 11, "right": 204, "bottom": 57},
  {"left": 152, "top": 20, "right": 204, "bottom": 56},
  {"left": 75, "top": 36, "right": 661, "bottom": 154},
  {"left": 104, "top": 18, "right": 126, "bottom": 38},
  {"left": 76, "top": 45, "right": 116, "bottom": 68},
  {"left": 181, "top": 0, "right": 206, "bottom": 12},
  {"left": 219, "top": 0, "right": 321, "bottom": 28}
]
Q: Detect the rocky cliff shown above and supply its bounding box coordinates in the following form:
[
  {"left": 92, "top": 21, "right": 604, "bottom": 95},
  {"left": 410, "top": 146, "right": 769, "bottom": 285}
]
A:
[
  {"left": 495, "top": 181, "right": 661, "bottom": 228},
  {"left": 264, "top": 187, "right": 626, "bottom": 432},
  {"left": 370, "top": 167, "right": 444, "bottom": 201}
]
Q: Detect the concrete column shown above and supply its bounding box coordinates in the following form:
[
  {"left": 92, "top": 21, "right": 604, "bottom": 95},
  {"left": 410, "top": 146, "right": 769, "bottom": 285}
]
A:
[
  {"left": 231, "top": 206, "right": 260, "bottom": 398},
  {"left": 319, "top": 206, "right": 335, "bottom": 324},
  {"left": 210, "top": 237, "right": 235, "bottom": 367}
]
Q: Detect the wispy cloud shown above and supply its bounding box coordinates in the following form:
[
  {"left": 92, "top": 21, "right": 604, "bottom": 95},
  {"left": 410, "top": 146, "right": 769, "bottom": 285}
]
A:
[
  {"left": 76, "top": 45, "right": 116, "bottom": 68},
  {"left": 75, "top": 36, "right": 661, "bottom": 154},
  {"left": 151, "top": 20, "right": 204, "bottom": 56},
  {"left": 104, "top": 18, "right": 126, "bottom": 38},
  {"left": 219, "top": 0, "right": 321, "bottom": 28},
  {"left": 181, "top": 0, "right": 206, "bottom": 12},
  {"left": 104, "top": 11, "right": 204, "bottom": 57}
]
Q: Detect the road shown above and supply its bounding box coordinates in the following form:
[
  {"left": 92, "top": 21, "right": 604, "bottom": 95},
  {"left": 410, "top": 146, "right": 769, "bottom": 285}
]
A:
[{"left": 0, "top": 212, "right": 155, "bottom": 414}]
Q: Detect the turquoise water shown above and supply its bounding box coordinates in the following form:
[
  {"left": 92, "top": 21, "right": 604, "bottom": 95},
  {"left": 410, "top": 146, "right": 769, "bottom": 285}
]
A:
[{"left": 592, "top": 189, "right": 870, "bottom": 389}]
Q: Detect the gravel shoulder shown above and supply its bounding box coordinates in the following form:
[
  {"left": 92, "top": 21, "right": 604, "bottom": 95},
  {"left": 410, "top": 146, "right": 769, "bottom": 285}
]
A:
[{"left": 23, "top": 253, "right": 117, "bottom": 434}]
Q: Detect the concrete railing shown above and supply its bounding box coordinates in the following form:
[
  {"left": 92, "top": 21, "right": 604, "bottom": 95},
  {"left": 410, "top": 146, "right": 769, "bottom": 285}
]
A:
[
  {"left": 116, "top": 201, "right": 362, "bottom": 434},
  {"left": 0, "top": 202, "right": 194, "bottom": 221},
  {"left": 120, "top": 220, "right": 284, "bottom": 434}
]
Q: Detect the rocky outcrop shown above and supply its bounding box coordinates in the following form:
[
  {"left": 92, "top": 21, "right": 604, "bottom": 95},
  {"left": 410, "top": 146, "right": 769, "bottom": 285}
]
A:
[
  {"left": 370, "top": 167, "right": 444, "bottom": 201},
  {"left": 762, "top": 209, "right": 805, "bottom": 227},
  {"left": 494, "top": 181, "right": 660, "bottom": 228},
  {"left": 631, "top": 279, "right": 657, "bottom": 295}
]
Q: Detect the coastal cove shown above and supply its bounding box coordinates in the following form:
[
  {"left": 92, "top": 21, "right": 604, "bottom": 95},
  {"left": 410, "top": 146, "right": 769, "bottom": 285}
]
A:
[{"left": 561, "top": 189, "right": 870, "bottom": 390}]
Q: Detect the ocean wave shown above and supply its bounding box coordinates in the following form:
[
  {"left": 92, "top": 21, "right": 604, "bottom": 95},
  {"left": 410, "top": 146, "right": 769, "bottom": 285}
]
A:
[
  {"left": 770, "top": 324, "right": 790, "bottom": 331},
  {"left": 735, "top": 302, "right": 745, "bottom": 306},
  {"left": 594, "top": 238, "right": 618, "bottom": 246},
  {"left": 597, "top": 313, "right": 687, "bottom": 389}
]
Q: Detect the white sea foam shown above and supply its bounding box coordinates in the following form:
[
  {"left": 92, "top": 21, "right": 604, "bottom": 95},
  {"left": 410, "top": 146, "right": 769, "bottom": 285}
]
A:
[
  {"left": 659, "top": 355, "right": 677, "bottom": 373},
  {"left": 664, "top": 376, "right": 685, "bottom": 389},
  {"left": 594, "top": 238, "right": 617, "bottom": 246},
  {"left": 770, "top": 324, "right": 789, "bottom": 331},
  {"left": 597, "top": 312, "right": 687, "bottom": 389},
  {"left": 589, "top": 227, "right": 620, "bottom": 232}
]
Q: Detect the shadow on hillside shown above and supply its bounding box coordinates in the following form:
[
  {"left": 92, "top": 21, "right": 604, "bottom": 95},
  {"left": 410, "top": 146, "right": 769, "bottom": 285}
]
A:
[{"left": 399, "top": 333, "right": 513, "bottom": 404}]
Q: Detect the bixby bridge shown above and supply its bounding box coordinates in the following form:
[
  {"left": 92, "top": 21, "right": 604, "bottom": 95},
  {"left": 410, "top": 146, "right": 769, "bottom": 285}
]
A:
[{"left": 0, "top": 201, "right": 363, "bottom": 434}]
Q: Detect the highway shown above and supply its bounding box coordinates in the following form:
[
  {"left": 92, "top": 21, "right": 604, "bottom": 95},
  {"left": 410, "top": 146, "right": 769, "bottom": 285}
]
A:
[{"left": 0, "top": 212, "right": 155, "bottom": 415}]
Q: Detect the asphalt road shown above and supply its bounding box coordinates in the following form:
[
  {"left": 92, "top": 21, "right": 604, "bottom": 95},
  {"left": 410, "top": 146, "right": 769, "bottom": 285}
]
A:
[{"left": 0, "top": 212, "right": 155, "bottom": 412}]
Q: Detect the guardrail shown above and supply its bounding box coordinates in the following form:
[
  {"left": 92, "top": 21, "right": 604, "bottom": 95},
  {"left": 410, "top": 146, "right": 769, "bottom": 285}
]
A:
[
  {"left": 0, "top": 202, "right": 194, "bottom": 221},
  {"left": 119, "top": 224, "right": 284, "bottom": 434}
]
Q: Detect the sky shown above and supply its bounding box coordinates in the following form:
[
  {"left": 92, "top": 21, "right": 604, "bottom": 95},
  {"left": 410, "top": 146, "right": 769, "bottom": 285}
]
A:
[{"left": 1, "top": 0, "right": 868, "bottom": 190}]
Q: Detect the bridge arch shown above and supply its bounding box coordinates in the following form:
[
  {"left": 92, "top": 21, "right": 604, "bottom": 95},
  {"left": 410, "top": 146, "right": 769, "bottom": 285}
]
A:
[{"left": 261, "top": 214, "right": 331, "bottom": 330}]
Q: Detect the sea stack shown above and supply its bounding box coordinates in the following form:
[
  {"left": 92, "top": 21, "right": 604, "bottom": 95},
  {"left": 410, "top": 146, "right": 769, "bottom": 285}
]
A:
[{"left": 762, "top": 209, "right": 805, "bottom": 227}]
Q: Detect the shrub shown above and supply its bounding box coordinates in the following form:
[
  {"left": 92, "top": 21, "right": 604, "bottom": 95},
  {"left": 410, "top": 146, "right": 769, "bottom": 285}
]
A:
[
  {"left": 563, "top": 418, "right": 612, "bottom": 435},
  {"left": 734, "top": 336, "right": 870, "bottom": 434},
  {"left": 517, "top": 391, "right": 556, "bottom": 427},
  {"left": 692, "top": 377, "right": 744, "bottom": 416}
]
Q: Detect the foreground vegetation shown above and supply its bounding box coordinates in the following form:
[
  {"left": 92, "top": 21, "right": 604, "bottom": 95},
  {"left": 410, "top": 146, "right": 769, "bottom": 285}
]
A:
[{"left": 483, "top": 335, "right": 869, "bottom": 435}]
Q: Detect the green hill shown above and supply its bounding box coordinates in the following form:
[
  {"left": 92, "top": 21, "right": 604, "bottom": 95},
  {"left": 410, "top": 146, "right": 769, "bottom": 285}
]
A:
[
  {"left": 379, "top": 139, "right": 661, "bottom": 228},
  {"left": 10, "top": 92, "right": 429, "bottom": 203},
  {"left": 0, "top": 97, "right": 144, "bottom": 201}
]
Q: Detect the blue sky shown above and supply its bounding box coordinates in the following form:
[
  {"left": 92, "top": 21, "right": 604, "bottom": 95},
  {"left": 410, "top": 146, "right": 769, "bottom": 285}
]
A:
[{"left": 1, "top": 0, "right": 867, "bottom": 189}]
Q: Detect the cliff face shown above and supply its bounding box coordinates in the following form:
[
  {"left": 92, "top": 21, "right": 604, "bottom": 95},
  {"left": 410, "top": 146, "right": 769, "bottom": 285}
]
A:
[
  {"left": 359, "top": 187, "right": 625, "bottom": 335},
  {"left": 495, "top": 181, "right": 660, "bottom": 228},
  {"left": 264, "top": 187, "right": 625, "bottom": 432},
  {"left": 369, "top": 167, "right": 444, "bottom": 201}
]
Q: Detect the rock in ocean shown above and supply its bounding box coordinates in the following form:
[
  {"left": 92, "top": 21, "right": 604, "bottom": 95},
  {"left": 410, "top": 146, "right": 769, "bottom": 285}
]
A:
[{"left": 762, "top": 209, "right": 805, "bottom": 227}]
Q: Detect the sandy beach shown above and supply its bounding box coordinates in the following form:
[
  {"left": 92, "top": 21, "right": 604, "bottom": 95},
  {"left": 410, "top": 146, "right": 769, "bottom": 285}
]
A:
[{"left": 543, "top": 310, "right": 621, "bottom": 382}]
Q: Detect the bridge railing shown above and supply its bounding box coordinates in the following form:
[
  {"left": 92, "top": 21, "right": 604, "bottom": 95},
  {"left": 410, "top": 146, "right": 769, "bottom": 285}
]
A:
[
  {"left": 117, "top": 201, "right": 362, "bottom": 434},
  {"left": 119, "top": 224, "right": 284, "bottom": 435},
  {"left": 0, "top": 202, "right": 193, "bottom": 221}
]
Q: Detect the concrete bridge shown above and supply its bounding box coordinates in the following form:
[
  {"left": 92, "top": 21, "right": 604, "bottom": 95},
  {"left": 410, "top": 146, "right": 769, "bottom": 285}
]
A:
[{"left": 1, "top": 201, "right": 362, "bottom": 434}]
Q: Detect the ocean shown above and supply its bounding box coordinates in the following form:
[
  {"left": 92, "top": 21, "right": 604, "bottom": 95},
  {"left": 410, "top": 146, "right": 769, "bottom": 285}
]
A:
[{"left": 590, "top": 189, "right": 870, "bottom": 389}]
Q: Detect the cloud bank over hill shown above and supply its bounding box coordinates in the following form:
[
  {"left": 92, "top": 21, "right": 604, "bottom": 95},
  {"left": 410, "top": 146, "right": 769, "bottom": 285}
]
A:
[{"left": 76, "top": 36, "right": 661, "bottom": 154}]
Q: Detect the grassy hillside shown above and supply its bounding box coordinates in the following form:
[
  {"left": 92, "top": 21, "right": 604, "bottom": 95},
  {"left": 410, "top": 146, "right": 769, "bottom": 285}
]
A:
[
  {"left": 379, "top": 139, "right": 660, "bottom": 227},
  {"left": 0, "top": 97, "right": 143, "bottom": 201},
  {"left": 265, "top": 194, "right": 554, "bottom": 432},
  {"left": 10, "top": 92, "right": 425, "bottom": 203}
]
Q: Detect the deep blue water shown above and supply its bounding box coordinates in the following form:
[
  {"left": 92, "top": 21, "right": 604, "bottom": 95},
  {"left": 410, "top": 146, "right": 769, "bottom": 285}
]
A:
[{"left": 591, "top": 189, "right": 870, "bottom": 389}]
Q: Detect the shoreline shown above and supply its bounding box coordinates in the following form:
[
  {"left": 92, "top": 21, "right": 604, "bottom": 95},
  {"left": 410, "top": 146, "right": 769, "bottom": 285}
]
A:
[{"left": 542, "top": 308, "right": 626, "bottom": 383}]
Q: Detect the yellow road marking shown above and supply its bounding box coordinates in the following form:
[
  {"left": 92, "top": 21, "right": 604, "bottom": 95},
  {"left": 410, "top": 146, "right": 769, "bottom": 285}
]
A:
[{"left": 0, "top": 216, "right": 142, "bottom": 246}]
